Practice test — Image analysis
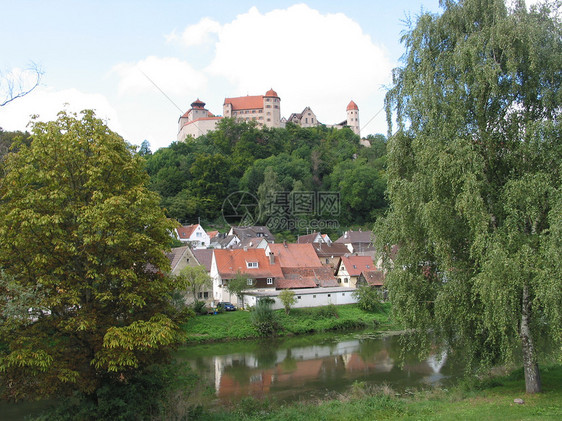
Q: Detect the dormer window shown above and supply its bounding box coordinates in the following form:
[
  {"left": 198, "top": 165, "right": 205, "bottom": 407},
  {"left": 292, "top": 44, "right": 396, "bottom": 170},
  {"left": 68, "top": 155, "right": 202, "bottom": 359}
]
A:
[
  {"left": 267, "top": 277, "right": 273, "bottom": 285},
  {"left": 247, "top": 262, "right": 258, "bottom": 268},
  {"left": 353, "top": 265, "right": 357, "bottom": 269}
]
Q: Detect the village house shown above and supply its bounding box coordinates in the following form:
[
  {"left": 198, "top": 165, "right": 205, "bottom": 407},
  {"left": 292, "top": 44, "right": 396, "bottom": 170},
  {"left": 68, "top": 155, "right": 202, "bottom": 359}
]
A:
[
  {"left": 210, "top": 248, "right": 284, "bottom": 306},
  {"left": 311, "top": 242, "right": 350, "bottom": 269},
  {"left": 175, "top": 224, "right": 210, "bottom": 249},
  {"left": 210, "top": 244, "right": 355, "bottom": 310},
  {"left": 334, "top": 230, "right": 375, "bottom": 254},
  {"left": 229, "top": 225, "right": 275, "bottom": 243},
  {"left": 334, "top": 255, "right": 377, "bottom": 288},
  {"left": 166, "top": 246, "right": 213, "bottom": 305}
]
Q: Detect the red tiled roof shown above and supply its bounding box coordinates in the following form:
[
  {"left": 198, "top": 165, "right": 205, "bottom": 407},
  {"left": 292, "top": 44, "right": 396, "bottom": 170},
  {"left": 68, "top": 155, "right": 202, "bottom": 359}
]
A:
[
  {"left": 181, "top": 116, "right": 223, "bottom": 129},
  {"left": 347, "top": 100, "right": 358, "bottom": 111},
  {"left": 297, "top": 232, "right": 321, "bottom": 243},
  {"left": 268, "top": 243, "right": 323, "bottom": 268},
  {"left": 176, "top": 224, "right": 199, "bottom": 239},
  {"left": 277, "top": 266, "right": 337, "bottom": 289},
  {"left": 265, "top": 88, "right": 278, "bottom": 97},
  {"left": 224, "top": 95, "right": 263, "bottom": 110},
  {"left": 207, "top": 230, "right": 219, "bottom": 239},
  {"left": 339, "top": 256, "right": 376, "bottom": 276},
  {"left": 362, "top": 270, "right": 385, "bottom": 286},
  {"left": 214, "top": 249, "right": 283, "bottom": 279}
]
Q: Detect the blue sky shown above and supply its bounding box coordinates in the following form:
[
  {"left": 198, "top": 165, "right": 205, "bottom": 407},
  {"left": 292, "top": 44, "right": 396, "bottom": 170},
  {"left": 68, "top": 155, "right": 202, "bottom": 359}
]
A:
[{"left": 0, "top": 1, "right": 540, "bottom": 150}]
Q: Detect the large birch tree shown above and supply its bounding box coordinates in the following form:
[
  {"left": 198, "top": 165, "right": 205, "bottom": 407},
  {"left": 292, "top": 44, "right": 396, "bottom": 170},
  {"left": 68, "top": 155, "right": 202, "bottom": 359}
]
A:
[{"left": 378, "top": 0, "right": 561, "bottom": 393}]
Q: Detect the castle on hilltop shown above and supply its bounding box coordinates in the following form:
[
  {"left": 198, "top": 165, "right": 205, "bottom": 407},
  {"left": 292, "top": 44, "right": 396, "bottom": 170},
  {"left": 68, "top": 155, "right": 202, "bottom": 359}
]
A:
[{"left": 177, "top": 89, "right": 360, "bottom": 141}]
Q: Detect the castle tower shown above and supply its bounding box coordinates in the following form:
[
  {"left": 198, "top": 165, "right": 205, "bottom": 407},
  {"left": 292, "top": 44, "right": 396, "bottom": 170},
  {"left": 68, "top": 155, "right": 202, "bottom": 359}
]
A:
[
  {"left": 346, "top": 100, "right": 360, "bottom": 137},
  {"left": 264, "top": 88, "right": 281, "bottom": 128}
]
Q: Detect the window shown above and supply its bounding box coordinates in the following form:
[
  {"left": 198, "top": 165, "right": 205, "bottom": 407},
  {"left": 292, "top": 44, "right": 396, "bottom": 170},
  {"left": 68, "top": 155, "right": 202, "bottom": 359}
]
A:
[
  {"left": 247, "top": 262, "right": 258, "bottom": 268},
  {"left": 196, "top": 232, "right": 202, "bottom": 237},
  {"left": 338, "top": 279, "right": 342, "bottom": 284},
  {"left": 266, "top": 104, "right": 271, "bottom": 108},
  {"left": 267, "top": 277, "right": 273, "bottom": 285},
  {"left": 297, "top": 296, "right": 301, "bottom": 300},
  {"left": 313, "top": 295, "right": 316, "bottom": 298},
  {"left": 204, "top": 291, "right": 209, "bottom": 298},
  {"left": 345, "top": 278, "right": 349, "bottom": 283},
  {"left": 247, "top": 278, "right": 253, "bottom": 286},
  {"left": 353, "top": 264, "right": 357, "bottom": 269},
  {"left": 366, "top": 265, "right": 370, "bottom": 268},
  {"left": 342, "top": 293, "right": 345, "bottom": 296},
  {"left": 328, "top": 294, "right": 331, "bottom": 297},
  {"left": 326, "top": 258, "right": 329, "bottom": 264}
]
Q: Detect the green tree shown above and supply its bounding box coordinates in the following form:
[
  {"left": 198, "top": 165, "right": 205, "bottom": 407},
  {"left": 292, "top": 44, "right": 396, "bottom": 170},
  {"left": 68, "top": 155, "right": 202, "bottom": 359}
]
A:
[
  {"left": 278, "top": 290, "right": 297, "bottom": 315},
  {"left": 225, "top": 272, "right": 251, "bottom": 309},
  {"left": 378, "top": 0, "right": 561, "bottom": 394},
  {"left": 176, "top": 265, "right": 211, "bottom": 304},
  {"left": 352, "top": 285, "right": 383, "bottom": 313},
  {"left": 0, "top": 110, "right": 181, "bottom": 402}
]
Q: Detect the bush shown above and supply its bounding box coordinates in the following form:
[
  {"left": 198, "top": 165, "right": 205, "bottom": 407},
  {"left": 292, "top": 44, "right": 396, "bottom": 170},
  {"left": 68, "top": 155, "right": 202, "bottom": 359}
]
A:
[
  {"left": 193, "top": 300, "right": 207, "bottom": 315},
  {"left": 279, "top": 290, "right": 297, "bottom": 314},
  {"left": 251, "top": 300, "right": 281, "bottom": 337},
  {"left": 316, "top": 304, "right": 339, "bottom": 318},
  {"left": 353, "top": 285, "right": 383, "bottom": 312}
]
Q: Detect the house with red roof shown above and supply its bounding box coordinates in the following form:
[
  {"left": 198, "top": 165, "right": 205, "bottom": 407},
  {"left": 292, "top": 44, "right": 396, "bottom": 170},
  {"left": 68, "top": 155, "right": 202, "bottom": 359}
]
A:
[
  {"left": 175, "top": 224, "right": 210, "bottom": 249},
  {"left": 335, "top": 255, "right": 377, "bottom": 288},
  {"left": 210, "top": 248, "right": 284, "bottom": 306}
]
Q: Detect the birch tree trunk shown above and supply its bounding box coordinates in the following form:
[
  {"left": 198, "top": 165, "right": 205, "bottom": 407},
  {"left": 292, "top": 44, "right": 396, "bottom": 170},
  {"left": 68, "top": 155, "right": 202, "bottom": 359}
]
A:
[{"left": 521, "top": 283, "right": 541, "bottom": 394}]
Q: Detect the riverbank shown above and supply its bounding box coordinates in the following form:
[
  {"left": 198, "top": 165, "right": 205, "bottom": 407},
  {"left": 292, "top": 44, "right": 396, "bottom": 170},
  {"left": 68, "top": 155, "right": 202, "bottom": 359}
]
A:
[
  {"left": 181, "top": 303, "right": 396, "bottom": 343},
  {"left": 197, "top": 364, "right": 562, "bottom": 420}
]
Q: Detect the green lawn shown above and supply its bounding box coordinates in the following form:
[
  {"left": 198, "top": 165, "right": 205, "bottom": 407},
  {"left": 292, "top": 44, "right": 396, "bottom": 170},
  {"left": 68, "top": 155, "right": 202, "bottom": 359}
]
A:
[{"left": 181, "top": 303, "right": 396, "bottom": 343}]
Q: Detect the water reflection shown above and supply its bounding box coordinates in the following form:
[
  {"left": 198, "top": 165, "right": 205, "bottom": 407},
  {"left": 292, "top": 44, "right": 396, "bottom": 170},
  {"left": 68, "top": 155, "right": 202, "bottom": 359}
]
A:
[{"left": 178, "top": 333, "right": 460, "bottom": 403}]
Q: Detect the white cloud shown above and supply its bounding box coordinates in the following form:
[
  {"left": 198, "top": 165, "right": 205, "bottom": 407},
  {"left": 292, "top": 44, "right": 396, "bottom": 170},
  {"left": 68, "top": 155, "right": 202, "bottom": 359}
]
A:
[
  {"left": 205, "top": 4, "right": 393, "bottom": 127},
  {"left": 0, "top": 86, "right": 124, "bottom": 138},
  {"left": 167, "top": 17, "right": 222, "bottom": 47},
  {"left": 112, "top": 56, "right": 207, "bottom": 97}
]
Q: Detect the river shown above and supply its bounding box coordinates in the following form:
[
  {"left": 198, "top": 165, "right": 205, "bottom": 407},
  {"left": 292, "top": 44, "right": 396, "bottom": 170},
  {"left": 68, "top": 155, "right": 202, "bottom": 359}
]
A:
[
  {"left": 177, "top": 330, "right": 462, "bottom": 406},
  {"left": 2, "top": 330, "right": 463, "bottom": 419}
]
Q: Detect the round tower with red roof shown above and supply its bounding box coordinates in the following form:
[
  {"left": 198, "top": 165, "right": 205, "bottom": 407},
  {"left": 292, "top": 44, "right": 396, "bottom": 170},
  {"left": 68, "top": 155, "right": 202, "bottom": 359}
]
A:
[
  {"left": 264, "top": 88, "right": 281, "bottom": 128},
  {"left": 346, "top": 100, "right": 360, "bottom": 137}
]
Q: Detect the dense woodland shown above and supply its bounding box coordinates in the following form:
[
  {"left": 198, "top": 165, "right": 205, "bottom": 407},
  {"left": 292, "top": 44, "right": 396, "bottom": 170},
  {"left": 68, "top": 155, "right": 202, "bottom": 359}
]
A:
[{"left": 142, "top": 119, "right": 388, "bottom": 231}]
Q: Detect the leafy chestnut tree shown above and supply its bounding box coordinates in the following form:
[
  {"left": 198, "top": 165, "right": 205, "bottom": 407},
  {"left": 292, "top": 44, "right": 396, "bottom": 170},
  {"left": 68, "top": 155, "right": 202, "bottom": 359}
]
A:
[
  {"left": 377, "top": 0, "right": 561, "bottom": 393},
  {"left": 0, "top": 110, "right": 180, "bottom": 403}
]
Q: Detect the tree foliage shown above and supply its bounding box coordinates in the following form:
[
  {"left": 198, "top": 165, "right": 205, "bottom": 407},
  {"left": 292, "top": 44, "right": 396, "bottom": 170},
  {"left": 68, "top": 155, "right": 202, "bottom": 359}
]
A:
[
  {"left": 278, "top": 290, "right": 297, "bottom": 315},
  {"left": 175, "top": 265, "right": 211, "bottom": 304},
  {"left": 378, "top": 0, "right": 561, "bottom": 393},
  {"left": 0, "top": 110, "right": 181, "bottom": 402},
  {"left": 144, "top": 120, "right": 387, "bottom": 230}
]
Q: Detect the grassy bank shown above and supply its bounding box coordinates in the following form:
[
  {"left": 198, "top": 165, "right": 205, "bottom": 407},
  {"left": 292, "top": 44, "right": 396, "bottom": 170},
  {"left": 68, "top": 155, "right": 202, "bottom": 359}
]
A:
[
  {"left": 197, "top": 365, "right": 562, "bottom": 420},
  {"left": 181, "top": 303, "right": 395, "bottom": 343}
]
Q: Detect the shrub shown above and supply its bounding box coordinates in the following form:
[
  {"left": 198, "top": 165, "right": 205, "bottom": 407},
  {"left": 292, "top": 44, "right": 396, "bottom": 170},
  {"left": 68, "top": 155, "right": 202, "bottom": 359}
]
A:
[
  {"left": 316, "top": 304, "right": 339, "bottom": 318},
  {"left": 251, "top": 300, "right": 281, "bottom": 337},
  {"left": 279, "top": 290, "right": 297, "bottom": 314},
  {"left": 353, "top": 285, "right": 383, "bottom": 312},
  {"left": 193, "top": 300, "right": 207, "bottom": 316}
]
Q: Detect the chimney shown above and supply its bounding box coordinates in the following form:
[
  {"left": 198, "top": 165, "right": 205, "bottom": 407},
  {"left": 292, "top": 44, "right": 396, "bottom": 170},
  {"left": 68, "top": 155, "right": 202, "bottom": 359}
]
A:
[
  {"left": 283, "top": 240, "right": 288, "bottom": 248},
  {"left": 269, "top": 252, "right": 275, "bottom": 264},
  {"left": 243, "top": 246, "right": 248, "bottom": 252}
]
